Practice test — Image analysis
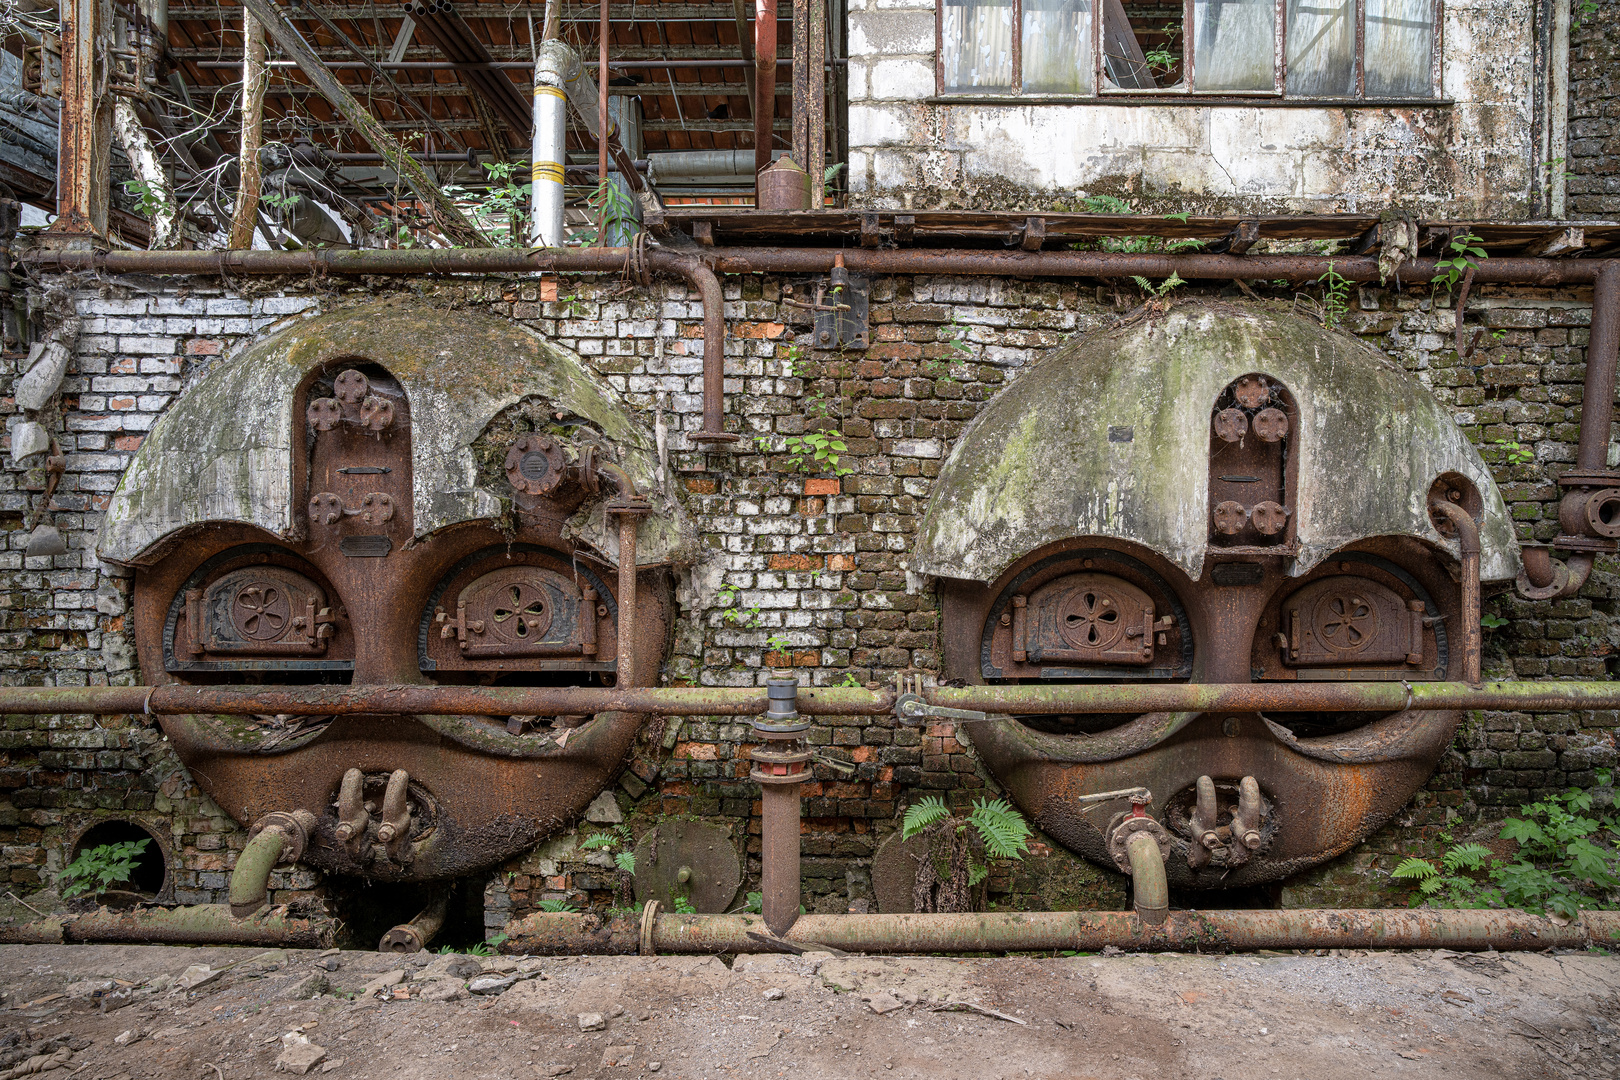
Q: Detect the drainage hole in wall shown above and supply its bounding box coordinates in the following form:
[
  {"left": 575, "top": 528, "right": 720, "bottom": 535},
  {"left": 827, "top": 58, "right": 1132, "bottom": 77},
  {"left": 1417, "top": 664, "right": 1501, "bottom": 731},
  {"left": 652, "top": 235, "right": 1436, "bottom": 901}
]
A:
[{"left": 70, "top": 820, "right": 168, "bottom": 903}]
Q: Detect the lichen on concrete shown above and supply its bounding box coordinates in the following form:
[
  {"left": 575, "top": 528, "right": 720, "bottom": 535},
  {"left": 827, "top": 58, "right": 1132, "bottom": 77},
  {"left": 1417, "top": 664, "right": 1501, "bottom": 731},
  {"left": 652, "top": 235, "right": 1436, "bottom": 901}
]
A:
[
  {"left": 912, "top": 302, "right": 1519, "bottom": 585},
  {"left": 97, "top": 298, "right": 670, "bottom": 565}
]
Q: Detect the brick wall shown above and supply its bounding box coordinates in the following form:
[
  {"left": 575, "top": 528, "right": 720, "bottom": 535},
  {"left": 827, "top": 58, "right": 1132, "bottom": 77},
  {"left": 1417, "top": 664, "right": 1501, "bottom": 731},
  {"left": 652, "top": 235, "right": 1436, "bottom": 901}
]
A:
[
  {"left": 2, "top": 272, "right": 1615, "bottom": 925},
  {"left": 1568, "top": 0, "right": 1619, "bottom": 220}
]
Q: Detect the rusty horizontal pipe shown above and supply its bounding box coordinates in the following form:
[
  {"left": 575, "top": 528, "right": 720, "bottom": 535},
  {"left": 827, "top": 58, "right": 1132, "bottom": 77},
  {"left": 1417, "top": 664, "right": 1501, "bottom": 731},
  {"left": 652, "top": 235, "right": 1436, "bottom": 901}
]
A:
[
  {"left": 5, "top": 681, "right": 1620, "bottom": 717},
  {"left": 501, "top": 908, "right": 1620, "bottom": 955},
  {"left": 20, "top": 247, "right": 1612, "bottom": 286},
  {"left": 0, "top": 904, "right": 337, "bottom": 947}
]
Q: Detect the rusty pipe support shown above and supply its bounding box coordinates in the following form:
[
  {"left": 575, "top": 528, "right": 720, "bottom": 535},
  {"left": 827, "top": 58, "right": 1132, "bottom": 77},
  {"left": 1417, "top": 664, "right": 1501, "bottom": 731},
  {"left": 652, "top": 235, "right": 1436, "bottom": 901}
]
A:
[
  {"left": 1125, "top": 832, "right": 1168, "bottom": 926},
  {"left": 752, "top": 676, "right": 808, "bottom": 936},
  {"left": 0, "top": 905, "right": 338, "bottom": 947},
  {"left": 500, "top": 908, "right": 1620, "bottom": 955},
  {"left": 18, "top": 680, "right": 1620, "bottom": 717},
  {"left": 1428, "top": 499, "right": 1482, "bottom": 683},
  {"left": 753, "top": 0, "right": 776, "bottom": 179},
  {"left": 379, "top": 887, "right": 450, "bottom": 952}
]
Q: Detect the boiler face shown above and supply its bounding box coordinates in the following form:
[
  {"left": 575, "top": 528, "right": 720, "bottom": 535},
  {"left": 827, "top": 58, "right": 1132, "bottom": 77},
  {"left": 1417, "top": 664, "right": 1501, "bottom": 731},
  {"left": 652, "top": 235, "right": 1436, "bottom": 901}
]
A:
[
  {"left": 916, "top": 305, "right": 1520, "bottom": 888},
  {"left": 105, "top": 302, "right": 680, "bottom": 882}
]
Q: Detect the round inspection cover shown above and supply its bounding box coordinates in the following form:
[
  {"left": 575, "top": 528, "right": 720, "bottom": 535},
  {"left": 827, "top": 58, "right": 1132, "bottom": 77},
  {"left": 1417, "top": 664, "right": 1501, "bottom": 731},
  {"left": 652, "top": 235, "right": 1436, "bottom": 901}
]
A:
[
  {"left": 1212, "top": 408, "right": 1249, "bottom": 443},
  {"left": 632, "top": 821, "right": 741, "bottom": 914}
]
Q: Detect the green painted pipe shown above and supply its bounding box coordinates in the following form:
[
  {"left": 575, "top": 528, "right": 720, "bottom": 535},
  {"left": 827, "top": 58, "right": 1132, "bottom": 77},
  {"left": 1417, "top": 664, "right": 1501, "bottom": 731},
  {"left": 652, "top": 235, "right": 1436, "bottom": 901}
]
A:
[
  {"left": 1126, "top": 833, "right": 1169, "bottom": 926},
  {"left": 228, "top": 827, "right": 286, "bottom": 918}
]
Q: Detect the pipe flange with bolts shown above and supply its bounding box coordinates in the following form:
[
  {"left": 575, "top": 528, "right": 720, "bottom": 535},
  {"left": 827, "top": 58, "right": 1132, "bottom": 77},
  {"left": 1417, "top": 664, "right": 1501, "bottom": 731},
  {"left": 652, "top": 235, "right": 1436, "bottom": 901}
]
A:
[{"left": 1106, "top": 812, "right": 1173, "bottom": 874}]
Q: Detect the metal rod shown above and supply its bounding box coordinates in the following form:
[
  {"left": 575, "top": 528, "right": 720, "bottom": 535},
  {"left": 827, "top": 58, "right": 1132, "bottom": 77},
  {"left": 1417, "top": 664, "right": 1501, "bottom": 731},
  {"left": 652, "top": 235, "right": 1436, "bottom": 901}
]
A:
[
  {"left": 598, "top": 0, "right": 609, "bottom": 188},
  {"left": 501, "top": 908, "right": 1620, "bottom": 955},
  {"left": 615, "top": 511, "right": 639, "bottom": 681},
  {"left": 7, "top": 681, "right": 1620, "bottom": 717}
]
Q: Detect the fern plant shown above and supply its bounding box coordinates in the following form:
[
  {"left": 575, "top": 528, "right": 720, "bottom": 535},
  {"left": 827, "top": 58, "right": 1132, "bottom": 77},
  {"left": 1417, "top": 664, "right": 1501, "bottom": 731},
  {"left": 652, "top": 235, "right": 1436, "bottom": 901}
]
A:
[
  {"left": 902, "top": 796, "right": 1033, "bottom": 908},
  {"left": 538, "top": 898, "right": 579, "bottom": 913},
  {"left": 581, "top": 823, "right": 636, "bottom": 874}
]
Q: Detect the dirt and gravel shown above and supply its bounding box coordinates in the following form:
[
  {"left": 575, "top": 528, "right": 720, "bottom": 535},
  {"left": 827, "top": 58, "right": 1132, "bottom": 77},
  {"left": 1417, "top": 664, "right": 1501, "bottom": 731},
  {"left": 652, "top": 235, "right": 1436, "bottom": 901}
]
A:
[{"left": 1, "top": 941, "right": 1618, "bottom": 1080}]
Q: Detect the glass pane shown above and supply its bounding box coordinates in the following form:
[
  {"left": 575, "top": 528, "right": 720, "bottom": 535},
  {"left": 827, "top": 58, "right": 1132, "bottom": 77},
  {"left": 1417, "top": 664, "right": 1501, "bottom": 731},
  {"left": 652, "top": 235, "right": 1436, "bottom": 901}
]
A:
[
  {"left": 1364, "top": 0, "right": 1435, "bottom": 97},
  {"left": 1285, "top": 0, "right": 1355, "bottom": 96},
  {"left": 942, "top": 0, "right": 1016, "bottom": 93},
  {"left": 1023, "top": 0, "right": 1095, "bottom": 94},
  {"left": 1193, "top": 0, "right": 1277, "bottom": 92}
]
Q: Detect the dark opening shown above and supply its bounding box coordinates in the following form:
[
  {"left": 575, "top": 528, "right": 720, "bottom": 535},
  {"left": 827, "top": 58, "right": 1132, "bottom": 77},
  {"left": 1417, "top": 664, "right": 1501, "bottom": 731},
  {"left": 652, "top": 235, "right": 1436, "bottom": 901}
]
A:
[
  {"left": 330, "top": 876, "right": 491, "bottom": 952},
  {"left": 71, "top": 820, "right": 167, "bottom": 897},
  {"left": 1168, "top": 883, "right": 1281, "bottom": 911},
  {"left": 1263, "top": 710, "right": 1395, "bottom": 738},
  {"left": 1014, "top": 712, "right": 1139, "bottom": 736}
]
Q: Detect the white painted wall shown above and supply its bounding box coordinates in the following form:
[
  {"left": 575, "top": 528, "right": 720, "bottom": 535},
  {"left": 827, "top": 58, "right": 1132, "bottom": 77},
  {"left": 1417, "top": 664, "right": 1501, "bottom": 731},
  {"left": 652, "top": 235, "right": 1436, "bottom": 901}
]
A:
[{"left": 843, "top": 0, "right": 1538, "bottom": 216}]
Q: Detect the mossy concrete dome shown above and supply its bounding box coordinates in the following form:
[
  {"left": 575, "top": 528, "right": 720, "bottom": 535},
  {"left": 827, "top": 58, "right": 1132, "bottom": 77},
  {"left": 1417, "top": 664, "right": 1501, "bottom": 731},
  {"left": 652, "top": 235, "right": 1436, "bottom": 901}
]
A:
[
  {"left": 97, "top": 298, "right": 683, "bottom": 567},
  {"left": 913, "top": 303, "right": 1519, "bottom": 584}
]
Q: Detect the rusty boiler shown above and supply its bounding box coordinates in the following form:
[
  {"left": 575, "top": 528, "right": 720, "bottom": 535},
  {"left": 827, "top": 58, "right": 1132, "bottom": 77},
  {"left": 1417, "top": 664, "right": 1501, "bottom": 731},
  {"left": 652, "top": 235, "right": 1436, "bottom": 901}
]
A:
[
  {"left": 912, "top": 304, "right": 1520, "bottom": 890},
  {"left": 100, "top": 300, "right": 684, "bottom": 883}
]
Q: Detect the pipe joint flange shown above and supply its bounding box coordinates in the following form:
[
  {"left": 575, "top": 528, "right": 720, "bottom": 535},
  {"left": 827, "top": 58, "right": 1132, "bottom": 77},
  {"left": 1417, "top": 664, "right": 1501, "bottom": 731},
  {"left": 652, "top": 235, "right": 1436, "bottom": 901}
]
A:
[
  {"left": 247, "top": 810, "right": 317, "bottom": 865},
  {"left": 1106, "top": 812, "right": 1173, "bottom": 874}
]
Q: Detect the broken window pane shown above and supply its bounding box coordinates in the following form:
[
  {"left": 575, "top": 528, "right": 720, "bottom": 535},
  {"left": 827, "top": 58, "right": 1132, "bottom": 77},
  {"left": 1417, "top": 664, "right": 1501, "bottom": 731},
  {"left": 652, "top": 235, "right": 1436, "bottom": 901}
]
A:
[
  {"left": 1101, "top": 0, "right": 1178, "bottom": 90},
  {"left": 1023, "top": 0, "right": 1095, "bottom": 94},
  {"left": 1364, "top": 0, "right": 1435, "bottom": 97},
  {"left": 1193, "top": 0, "right": 1276, "bottom": 92},
  {"left": 942, "top": 0, "right": 1016, "bottom": 93},
  {"left": 1285, "top": 0, "right": 1356, "bottom": 96}
]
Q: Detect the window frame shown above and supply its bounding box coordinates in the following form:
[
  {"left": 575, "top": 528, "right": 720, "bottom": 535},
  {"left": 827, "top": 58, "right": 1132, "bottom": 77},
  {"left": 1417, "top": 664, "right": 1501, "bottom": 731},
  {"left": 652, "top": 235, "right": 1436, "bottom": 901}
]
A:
[{"left": 932, "top": 0, "right": 1446, "bottom": 104}]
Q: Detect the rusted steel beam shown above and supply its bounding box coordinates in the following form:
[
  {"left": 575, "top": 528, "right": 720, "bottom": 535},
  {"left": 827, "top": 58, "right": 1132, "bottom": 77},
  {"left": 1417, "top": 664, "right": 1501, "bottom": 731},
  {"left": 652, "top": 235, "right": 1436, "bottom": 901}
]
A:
[
  {"left": 0, "top": 905, "right": 337, "bottom": 947},
  {"left": 6, "top": 681, "right": 1620, "bottom": 717},
  {"left": 1578, "top": 262, "right": 1620, "bottom": 471},
  {"left": 238, "top": 0, "right": 489, "bottom": 248},
  {"left": 502, "top": 908, "right": 1620, "bottom": 955},
  {"left": 50, "top": 0, "right": 113, "bottom": 240}
]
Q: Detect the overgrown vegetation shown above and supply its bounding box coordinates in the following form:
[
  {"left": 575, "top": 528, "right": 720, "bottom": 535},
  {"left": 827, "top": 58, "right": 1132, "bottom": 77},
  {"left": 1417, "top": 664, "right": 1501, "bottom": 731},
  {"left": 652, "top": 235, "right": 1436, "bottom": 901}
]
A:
[
  {"left": 1432, "top": 232, "right": 1488, "bottom": 293},
  {"left": 901, "top": 797, "right": 1034, "bottom": 913},
  {"left": 59, "top": 839, "right": 149, "bottom": 899},
  {"left": 1393, "top": 772, "right": 1620, "bottom": 919},
  {"left": 1316, "top": 261, "right": 1351, "bottom": 330}
]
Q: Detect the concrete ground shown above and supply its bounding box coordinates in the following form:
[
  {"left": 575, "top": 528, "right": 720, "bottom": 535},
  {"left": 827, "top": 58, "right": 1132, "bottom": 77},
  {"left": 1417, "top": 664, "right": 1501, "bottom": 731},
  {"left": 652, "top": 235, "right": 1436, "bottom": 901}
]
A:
[{"left": 1, "top": 942, "right": 1617, "bottom": 1080}]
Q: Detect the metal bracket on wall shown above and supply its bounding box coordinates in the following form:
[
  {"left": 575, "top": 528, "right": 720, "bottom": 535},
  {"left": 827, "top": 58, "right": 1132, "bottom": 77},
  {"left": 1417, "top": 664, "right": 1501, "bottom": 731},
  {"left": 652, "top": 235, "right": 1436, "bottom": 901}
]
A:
[{"left": 784, "top": 255, "right": 870, "bottom": 350}]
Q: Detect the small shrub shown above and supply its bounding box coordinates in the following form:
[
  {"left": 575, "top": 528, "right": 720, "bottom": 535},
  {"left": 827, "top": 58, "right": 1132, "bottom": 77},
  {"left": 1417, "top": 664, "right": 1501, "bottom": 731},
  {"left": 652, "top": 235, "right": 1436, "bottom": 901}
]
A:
[{"left": 60, "top": 839, "right": 149, "bottom": 899}]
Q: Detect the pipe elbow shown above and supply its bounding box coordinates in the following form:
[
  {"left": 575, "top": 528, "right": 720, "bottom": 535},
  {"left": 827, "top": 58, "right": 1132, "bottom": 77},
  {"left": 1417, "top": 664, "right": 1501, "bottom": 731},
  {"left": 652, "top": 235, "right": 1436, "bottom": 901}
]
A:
[
  {"left": 228, "top": 826, "right": 287, "bottom": 919},
  {"left": 1428, "top": 499, "right": 1481, "bottom": 557},
  {"left": 1517, "top": 549, "right": 1594, "bottom": 601},
  {"left": 1125, "top": 831, "right": 1169, "bottom": 927}
]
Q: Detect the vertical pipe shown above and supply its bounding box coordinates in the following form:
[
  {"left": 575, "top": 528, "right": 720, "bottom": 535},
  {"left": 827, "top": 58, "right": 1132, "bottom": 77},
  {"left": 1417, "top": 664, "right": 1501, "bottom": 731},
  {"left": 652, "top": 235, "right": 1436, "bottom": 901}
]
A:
[
  {"left": 1578, "top": 263, "right": 1620, "bottom": 471},
  {"left": 1550, "top": 0, "right": 1570, "bottom": 218},
  {"left": 759, "top": 784, "right": 802, "bottom": 935},
  {"left": 615, "top": 510, "right": 640, "bottom": 684},
  {"left": 229, "top": 12, "right": 267, "bottom": 249},
  {"left": 752, "top": 677, "right": 808, "bottom": 937},
  {"left": 733, "top": 0, "right": 756, "bottom": 119},
  {"left": 791, "top": 0, "right": 809, "bottom": 170},
  {"left": 599, "top": 0, "right": 610, "bottom": 188},
  {"left": 753, "top": 0, "right": 777, "bottom": 180},
  {"left": 1430, "top": 500, "right": 1482, "bottom": 684},
  {"left": 654, "top": 253, "right": 734, "bottom": 444},
  {"left": 532, "top": 43, "right": 570, "bottom": 247}
]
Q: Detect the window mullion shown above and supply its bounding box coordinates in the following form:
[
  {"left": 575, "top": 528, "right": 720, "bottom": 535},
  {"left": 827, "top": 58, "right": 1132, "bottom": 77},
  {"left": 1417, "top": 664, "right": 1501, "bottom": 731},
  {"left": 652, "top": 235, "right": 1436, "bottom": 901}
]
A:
[
  {"left": 1354, "top": 0, "right": 1366, "bottom": 98},
  {"left": 1184, "top": 0, "right": 1195, "bottom": 91},
  {"left": 1274, "top": 0, "right": 1286, "bottom": 95},
  {"left": 1013, "top": 0, "right": 1023, "bottom": 94},
  {"left": 1430, "top": 0, "right": 1443, "bottom": 98}
]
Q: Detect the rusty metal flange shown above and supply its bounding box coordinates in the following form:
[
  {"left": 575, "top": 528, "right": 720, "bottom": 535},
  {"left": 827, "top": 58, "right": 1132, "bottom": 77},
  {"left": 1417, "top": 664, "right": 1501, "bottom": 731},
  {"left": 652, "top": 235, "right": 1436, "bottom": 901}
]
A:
[{"left": 1106, "top": 811, "right": 1174, "bottom": 874}]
